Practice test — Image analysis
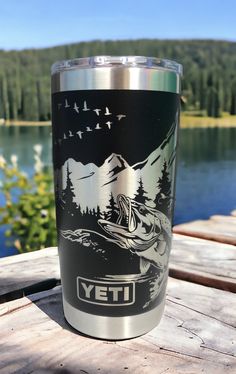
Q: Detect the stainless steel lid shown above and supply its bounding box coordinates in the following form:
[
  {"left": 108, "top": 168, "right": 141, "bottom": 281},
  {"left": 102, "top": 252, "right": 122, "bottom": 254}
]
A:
[{"left": 51, "top": 56, "right": 182, "bottom": 94}]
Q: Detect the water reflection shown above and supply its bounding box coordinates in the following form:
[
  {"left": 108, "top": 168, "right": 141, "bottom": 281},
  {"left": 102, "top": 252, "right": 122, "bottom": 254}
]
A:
[
  {"left": 179, "top": 127, "right": 236, "bottom": 163},
  {"left": 0, "top": 126, "right": 52, "bottom": 172},
  {"left": 176, "top": 127, "right": 236, "bottom": 224}
]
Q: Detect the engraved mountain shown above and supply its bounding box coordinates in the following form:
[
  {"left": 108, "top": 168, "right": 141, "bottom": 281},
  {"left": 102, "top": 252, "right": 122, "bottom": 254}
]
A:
[
  {"left": 103, "top": 154, "right": 129, "bottom": 184},
  {"left": 56, "top": 121, "right": 177, "bottom": 212}
]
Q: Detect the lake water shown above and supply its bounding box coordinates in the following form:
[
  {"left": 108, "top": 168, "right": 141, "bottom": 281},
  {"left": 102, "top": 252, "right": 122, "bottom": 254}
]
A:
[{"left": 0, "top": 125, "right": 236, "bottom": 257}]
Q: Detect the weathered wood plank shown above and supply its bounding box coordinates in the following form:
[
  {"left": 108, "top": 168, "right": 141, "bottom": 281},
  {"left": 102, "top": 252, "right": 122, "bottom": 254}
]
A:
[
  {"left": 0, "top": 247, "right": 60, "bottom": 300},
  {"left": 0, "top": 278, "right": 235, "bottom": 373},
  {"left": 170, "top": 234, "right": 236, "bottom": 292},
  {"left": 173, "top": 216, "right": 236, "bottom": 245},
  {"left": 211, "top": 214, "right": 236, "bottom": 223}
]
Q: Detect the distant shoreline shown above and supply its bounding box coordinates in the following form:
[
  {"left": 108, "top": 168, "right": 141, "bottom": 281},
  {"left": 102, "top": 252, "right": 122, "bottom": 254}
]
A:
[
  {"left": 180, "top": 114, "right": 236, "bottom": 128},
  {"left": 1, "top": 120, "right": 51, "bottom": 127},
  {"left": 1, "top": 114, "right": 236, "bottom": 128}
]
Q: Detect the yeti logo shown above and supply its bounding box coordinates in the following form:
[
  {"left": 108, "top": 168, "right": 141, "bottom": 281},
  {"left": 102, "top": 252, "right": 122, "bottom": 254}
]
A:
[{"left": 77, "top": 277, "right": 135, "bottom": 306}]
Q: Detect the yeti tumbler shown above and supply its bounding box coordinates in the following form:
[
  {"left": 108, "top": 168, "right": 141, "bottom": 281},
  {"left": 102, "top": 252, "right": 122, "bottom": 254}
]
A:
[{"left": 51, "top": 56, "right": 182, "bottom": 339}]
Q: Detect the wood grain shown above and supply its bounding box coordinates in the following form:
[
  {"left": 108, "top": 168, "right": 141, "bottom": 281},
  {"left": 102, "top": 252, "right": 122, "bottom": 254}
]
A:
[
  {"left": 0, "top": 247, "right": 59, "bottom": 301},
  {"left": 169, "top": 234, "right": 236, "bottom": 292},
  {"left": 0, "top": 278, "right": 235, "bottom": 374},
  {"left": 173, "top": 216, "right": 236, "bottom": 245}
]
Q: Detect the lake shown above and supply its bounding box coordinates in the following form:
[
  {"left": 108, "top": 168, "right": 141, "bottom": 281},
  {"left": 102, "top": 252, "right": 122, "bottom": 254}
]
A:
[{"left": 0, "top": 125, "right": 236, "bottom": 257}]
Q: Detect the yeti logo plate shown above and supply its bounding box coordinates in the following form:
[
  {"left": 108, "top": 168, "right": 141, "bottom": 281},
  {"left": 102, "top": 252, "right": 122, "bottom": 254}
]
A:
[{"left": 77, "top": 277, "right": 135, "bottom": 306}]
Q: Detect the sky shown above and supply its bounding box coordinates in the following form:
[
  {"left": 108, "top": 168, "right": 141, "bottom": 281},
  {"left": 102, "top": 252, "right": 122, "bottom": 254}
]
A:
[{"left": 0, "top": 0, "right": 235, "bottom": 50}]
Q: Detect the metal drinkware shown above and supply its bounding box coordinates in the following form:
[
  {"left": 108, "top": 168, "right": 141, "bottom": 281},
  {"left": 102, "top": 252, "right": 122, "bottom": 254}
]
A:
[{"left": 51, "top": 56, "right": 182, "bottom": 339}]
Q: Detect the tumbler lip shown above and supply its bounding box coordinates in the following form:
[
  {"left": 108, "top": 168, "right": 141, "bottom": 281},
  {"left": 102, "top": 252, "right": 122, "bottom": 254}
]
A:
[{"left": 51, "top": 56, "right": 183, "bottom": 76}]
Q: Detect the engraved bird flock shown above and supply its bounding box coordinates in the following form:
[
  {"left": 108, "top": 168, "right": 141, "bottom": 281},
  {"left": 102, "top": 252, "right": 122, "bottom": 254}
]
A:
[{"left": 55, "top": 99, "right": 127, "bottom": 146}]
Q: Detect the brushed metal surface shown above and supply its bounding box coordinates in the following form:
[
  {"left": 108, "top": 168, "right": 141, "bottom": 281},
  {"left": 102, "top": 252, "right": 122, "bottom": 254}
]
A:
[
  {"left": 63, "top": 296, "right": 166, "bottom": 340},
  {"left": 52, "top": 66, "right": 180, "bottom": 94}
]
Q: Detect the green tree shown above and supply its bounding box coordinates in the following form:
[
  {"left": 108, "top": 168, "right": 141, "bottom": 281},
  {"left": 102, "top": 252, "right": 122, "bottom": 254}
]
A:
[
  {"left": 199, "top": 71, "right": 207, "bottom": 110},
  {"left": 0, "top": 148, "right": 56, "bottom": 252},
  {"left": 0, "top": 76, "right": 10, "bottom": 120},
  {"left": 230, "top": 80, "right": 236, "bottom": 115},
  {"left": 206, "top": 87, "right": 221, "bottom": 118}
]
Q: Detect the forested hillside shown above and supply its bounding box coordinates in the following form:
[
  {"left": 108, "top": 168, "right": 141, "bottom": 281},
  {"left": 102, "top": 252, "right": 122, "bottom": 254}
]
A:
[{"left": 0, "top": 39, "right": 236, "bottom": 120}]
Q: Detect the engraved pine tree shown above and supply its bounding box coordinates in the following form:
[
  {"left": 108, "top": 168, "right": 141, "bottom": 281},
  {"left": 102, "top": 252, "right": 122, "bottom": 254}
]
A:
[
  {"left": 62, "top": 163, "right": 77, "bottom": 216},
  {"left": 154, "top": 161, "right": 172, "bottom": 215},
  {"left": 134, "top": 178, "right": 151, "bottom": 205},
  {"left": 106, "top": 193, "right": 119, "bottom": 222}
]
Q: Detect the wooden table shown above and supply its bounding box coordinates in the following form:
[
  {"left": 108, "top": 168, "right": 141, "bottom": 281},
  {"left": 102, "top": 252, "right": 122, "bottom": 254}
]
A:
[{"left": 1, "top": 214, "right": 236, "bottom": 373}]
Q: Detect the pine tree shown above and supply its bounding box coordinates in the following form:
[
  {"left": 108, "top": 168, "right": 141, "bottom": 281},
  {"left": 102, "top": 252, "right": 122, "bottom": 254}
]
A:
[
  {"left": 230, "top": 91, "right": 236, "bottom": 115},
  {"left": 134, "top": 178, "right": 151, "bottom": 205},
  {"left": 158, "top": 162, "right": 171, "bottom": 196},
  {"left": 74, "top": 204, "right": 82, "bottom": 220},
  {"left": 1, "top": 76, "right": 10, "bottom": 120},
  {"left": 154, "top": 161, "right": 171, "bottom": 214},
  {"left": 106, "top": 193, "right": 119, "bottom": 222},
  {"left": 230, "top": 81, "right": 236, "bottom": 115},
  {"left": 96, "top": 205, "right": 101, "bottom": 219},
  {"left": 199, "top": 71, "right": 206, "bottom": 110},
  {"left": 76, "top": 205, "right": 82, "bottom": 215},
  {"left": 207, "top": 87, "right": 221, "bottom": 118},
  {"left": 62, "top": 163, "right": 77, "bottom": 215}
]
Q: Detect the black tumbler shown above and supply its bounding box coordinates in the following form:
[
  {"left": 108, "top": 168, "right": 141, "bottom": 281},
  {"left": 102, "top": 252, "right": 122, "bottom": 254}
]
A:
[{"left": 51, "top": 56, "right": 182, "bottom": 339}]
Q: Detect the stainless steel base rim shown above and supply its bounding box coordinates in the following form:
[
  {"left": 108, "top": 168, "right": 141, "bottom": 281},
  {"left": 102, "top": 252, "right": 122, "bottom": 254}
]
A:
[{"left": 63, "top": 297, "right": 166, "bottom": 340}]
